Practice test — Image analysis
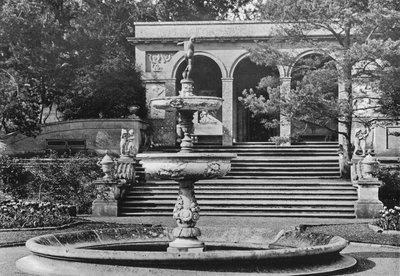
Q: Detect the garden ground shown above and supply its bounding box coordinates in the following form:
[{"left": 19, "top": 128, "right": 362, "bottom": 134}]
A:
[{"left": 0, "top": 216, "right": 399, "bottom": 275}]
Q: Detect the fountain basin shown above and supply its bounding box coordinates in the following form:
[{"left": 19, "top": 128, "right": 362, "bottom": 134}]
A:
[
  {"left": 16, "top": 227, "right": 357, "bottom": 275},
  {"left": 150, "top": 96, "right": 223, "bottom": 111},
  {"left": 137, "top": 152, "right": 236, "bottom": 180}
]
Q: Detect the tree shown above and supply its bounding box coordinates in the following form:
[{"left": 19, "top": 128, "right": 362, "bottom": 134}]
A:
[
  {"left": 0, "top": 0, "right": 256, "bottom": 135},
  {"left": 0, "top": 0, "right": 82, "bottom": 135},
  {"left": 240, "top": 0, "right": 400, "bottom": 176},
  {"left": 144, "top": 0, "right": 252, "bottom": 21}
]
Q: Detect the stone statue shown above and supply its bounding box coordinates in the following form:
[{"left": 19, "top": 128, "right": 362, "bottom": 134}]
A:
[
  {"left": 177, "top": 36, "right": 195, "bottom": 80},
  {"left": 126, "top": 129, "right": 136, "bottom": 156},
  {"left": 120, "top": 129, "right": 128, "bottom": 156},
  {"left": 353, "top": 126, "right": 370, "bottom": 156}
]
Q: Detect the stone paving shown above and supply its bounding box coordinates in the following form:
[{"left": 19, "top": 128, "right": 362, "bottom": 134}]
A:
[{"left": 1, "top": 216, "right": 399, "bottom": 276}]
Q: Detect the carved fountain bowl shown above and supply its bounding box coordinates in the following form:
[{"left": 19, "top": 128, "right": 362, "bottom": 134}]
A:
[
  {"left": 136, "top": 152, "right": 236, "bottom": 180},
  {"left": 150, "top": 96, "right": 223, "bottom": 112}
]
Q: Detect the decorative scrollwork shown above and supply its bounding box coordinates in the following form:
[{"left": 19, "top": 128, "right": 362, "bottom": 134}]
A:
[
  {"left": 157, "top": 162, "right": 187, "bottom": 178},
  {"left": 204, "top": 162, "right": 221, "bottom": 178},
  {"left": 148, "top": 53, "right": 173, "bottom": 72},
  {"left": 173, "top": 191, "right": 200, "bottom": 225},
  {"left": 169, "top": 98, "right": 185, "bottom": 109}
]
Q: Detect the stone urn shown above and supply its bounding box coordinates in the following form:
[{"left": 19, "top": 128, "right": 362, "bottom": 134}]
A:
[
  {"left": 97, "top": 152, "right": 115, "bottom": 180},
  {"left": 361, "top": 152, "right": 379, "bottom": 179}
]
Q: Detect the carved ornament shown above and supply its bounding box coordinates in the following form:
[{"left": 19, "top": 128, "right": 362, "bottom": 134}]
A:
[{"left": 147, "top": 53, "right": 173, "bottom": 72}]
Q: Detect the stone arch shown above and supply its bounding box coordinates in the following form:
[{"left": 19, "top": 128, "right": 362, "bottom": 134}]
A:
[
  {"left": 288, "top": 49, "right": 339, "bottom": 141},
  {"left": 287, "top": 49, "right": 338, "bottom": 78},
  {"left": 169, "top": 51, "right": 228, "bottom": 79},
  {"left": 229, "top": 52, "right": 284, "bottom": 78},
  {"left": 232, "top": 55, "right": 280, "bottom": 142}
]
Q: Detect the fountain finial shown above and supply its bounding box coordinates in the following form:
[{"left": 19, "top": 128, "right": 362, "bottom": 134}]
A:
[{"left": 177, "top": 36, "right": 195, "bottom": 80}]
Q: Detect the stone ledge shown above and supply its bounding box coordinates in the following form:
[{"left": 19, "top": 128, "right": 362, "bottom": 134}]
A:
[{"left": 368, "top": 223, "right": 400, "bottom": 235}]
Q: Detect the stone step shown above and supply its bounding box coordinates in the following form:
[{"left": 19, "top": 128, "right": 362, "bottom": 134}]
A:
[
  {"left": 205, "top": 142, "right": 339, "bottom": 147},
  {"left": 226, "top": 171, "right": 340, "bottom": 176},
  {"left": 129, "top": 186, "right": 356, "bottom": 191},
  {"left": 127, "top": 189, "right": 357, "bottom": 195},
  {"left": 233, "top": 156, "right": 339, "bottom": 161},
  {"left": 144, "top": 178, "right": 351, "bottom": 184},
  {"left": 195, "top": 145, "right": 339, "bottom": 149},
  {"left": 120, "top": 205, "right": 355, "bottom": 212},
  {"left": 230, "top": 166, "right": 339, "bottom": 171},
  {"left": 124, "top": 143, "right": 352, "bottom": 218},
  {"left": 194, "top": 147, "right": 338, "bottom": 151},
  {"left": 124, "top": 194, "right": 357, "bottom": 200},
  {"left": 121, "top": 199, "right": 355, "bottom": 206},
  {"left": 119, "top": 211, "right": 355, "bottom": 218},
  {"left": 222, "top": 175, "right": 341, "bottom": 179},
  {"left": 232, "top": 161, "right": 338, "bottom": 166}
]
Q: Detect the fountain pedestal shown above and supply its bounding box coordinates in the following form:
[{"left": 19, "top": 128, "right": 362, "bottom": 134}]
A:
[{"left": 168, "top": 179, "right": 203, "bottom": 252}]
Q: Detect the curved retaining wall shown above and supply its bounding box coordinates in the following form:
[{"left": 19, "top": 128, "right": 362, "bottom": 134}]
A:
[{"left": 1, "top": 119, "right": 148, "bottom": 155}]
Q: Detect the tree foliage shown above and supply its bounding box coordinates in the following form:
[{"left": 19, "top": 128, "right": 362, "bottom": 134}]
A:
[
  {"left": 0, "top": 0, "right": 253, "bottom": 136},
  {"left": 240, "top": 0, "right": 400, "bottom": 171}
]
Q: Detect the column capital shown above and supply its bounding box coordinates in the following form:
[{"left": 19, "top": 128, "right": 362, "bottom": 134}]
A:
[
  {"left": 280, "top": 77, "right": 292, "bottom": 81},
  {"left": 221, "top": 77, "right": 234, "bottom": 82}
]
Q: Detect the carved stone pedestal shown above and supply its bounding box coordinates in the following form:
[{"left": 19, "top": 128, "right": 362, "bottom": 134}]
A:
[
  {"left": 92, "top": 179, "right": 122, "bottom": 217},
  {"left": 355, "top": 178, "right": 383, "bottom": 218},
  {"left": 167, "top": 180, "right": 204, "bottom": 252},
  {"left": 92, "top": 199, "right": 118, "bottom": 217},
  {"left": 92, "top": 153, "right": 136, "bottom": 217}
]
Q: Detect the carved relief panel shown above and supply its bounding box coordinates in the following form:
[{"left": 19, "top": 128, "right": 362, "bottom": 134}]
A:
[
  {"left": 146, "top": 52, "right": 176, "bottom": 73},
  {"left": 146, "top": 83, "right": 166, "bottom": 119}
]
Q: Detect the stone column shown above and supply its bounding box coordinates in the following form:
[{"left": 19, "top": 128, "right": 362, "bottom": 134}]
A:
[
  {"left": 280, "top": 77, "right": 292, "bottom": 143},
  {"left": 222, "top": 78, "right": 234, "bottom": 146},
  {"left": 337, "top": 74, "right": 347, "bottom": 146}
]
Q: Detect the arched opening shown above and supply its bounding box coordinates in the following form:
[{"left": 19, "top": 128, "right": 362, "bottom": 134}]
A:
[
  {"left": 175, "top": 55, "right": 223, "bottom": 144},
  {"left": 290, "top": 53, "right": 339, "bottom": 141},
  {"left": 233, "top": 57, "right": 280, "bottom": 142}
]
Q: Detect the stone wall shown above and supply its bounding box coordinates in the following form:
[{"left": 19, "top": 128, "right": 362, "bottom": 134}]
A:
[
  {"left": 1, "top": 119, "right": 149, "bottom": 155},
  {"left": 373, "top": 125, "right": 400, "bottom": 156}
]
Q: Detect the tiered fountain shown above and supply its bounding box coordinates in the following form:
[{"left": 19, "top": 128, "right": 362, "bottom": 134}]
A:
[
  {"left": 137, "top": 77, "right": 236, "bottom": 252},
  {"left": 16, "top": 38, "right": 357, "bottom": 276}
]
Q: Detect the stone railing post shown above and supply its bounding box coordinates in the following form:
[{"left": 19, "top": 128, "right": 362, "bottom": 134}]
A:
[
  {"left": 353, "top": 153, "right": 383, "bottom": 218},
  {"left": 92, "top": 149, "right": 136, "bottom": 217}
]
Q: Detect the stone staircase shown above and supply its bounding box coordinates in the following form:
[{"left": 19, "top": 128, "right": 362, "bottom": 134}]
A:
[{"left": 119, "top": 142, "right": 357, "bottom": 218}]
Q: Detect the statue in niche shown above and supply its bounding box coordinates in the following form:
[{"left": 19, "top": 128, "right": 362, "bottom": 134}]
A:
[
  {"left": 353, "top": 126, "right": 370, "bottom": 156},
  {"left": 177, "top": 36, "right": 195, "bottom": 80}
]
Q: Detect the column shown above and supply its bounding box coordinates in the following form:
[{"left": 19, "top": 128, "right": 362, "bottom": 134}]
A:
[
  {"left": 222, "top": 78, "right": 234, "bottom": 146},
  {"left": 280, "top": 77, "right": 292, "bottom": 143},
  {"left": 164, "top": 78, "right": 177, "bottom": 146},
  {"left": 337, "top": 75, "right": 347, "bottom": 146}
]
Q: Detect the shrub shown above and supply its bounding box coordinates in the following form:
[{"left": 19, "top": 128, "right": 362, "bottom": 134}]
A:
[
  {"left": 0, "top": 199, "right": 74, "bottom": 229},
  {"left": 0, "top": 153, "right": 102, "bottom": 214},
  {"left": 29, "top": 153, "right": 102, "bottom": 214},
  {"left": 373, "top": 206, "right": 400, "bottom": 231},
  {"left": 375, "top": 166, "right": 400, "bottom": 208},
  {"left": 269, "top": 136, "right": 291, "bottom": 146},
  {"left": 0, "top": 156, "right": 33, "bottom": 199}
]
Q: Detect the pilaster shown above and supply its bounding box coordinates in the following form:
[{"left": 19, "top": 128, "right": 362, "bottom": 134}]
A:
[
  {"left": 280, "top": 77, "right": 292, "bottom": 142},
  {"left": 222, "top": 78, "right": 234, "bottom": 146}
]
